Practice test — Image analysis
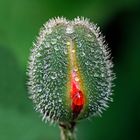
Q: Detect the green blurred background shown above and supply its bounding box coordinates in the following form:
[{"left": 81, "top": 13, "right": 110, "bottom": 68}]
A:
[{"left": 0, "top": 0, "right": 140, "bottom": 140}]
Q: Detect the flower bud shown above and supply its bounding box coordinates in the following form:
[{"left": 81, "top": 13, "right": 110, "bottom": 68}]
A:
[{"left": 27, "top": 17, "right": 115, "bottom": 123}]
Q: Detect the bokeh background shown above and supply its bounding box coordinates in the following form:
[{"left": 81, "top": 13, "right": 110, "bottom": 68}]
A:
[{"left": 0, "top": 0, "right": 140, "bottom": 140}]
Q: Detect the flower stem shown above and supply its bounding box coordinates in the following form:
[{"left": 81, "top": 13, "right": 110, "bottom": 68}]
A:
[{"left": 59, "top": 122, "right": 76, "bottom": 140}]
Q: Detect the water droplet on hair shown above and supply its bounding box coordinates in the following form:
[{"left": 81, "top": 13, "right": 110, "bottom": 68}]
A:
[
  {"left": 54, "top": 45, "right": 59, "bottom": 51},
  {"left": 36, "top": 85, "right": 42, "bottom": 92},
  {"left": 87, "top": 34, "right": 94, "bottom": 42},
  {"left": 57, "top": 35, "right": 61, "bottom": 39},
  {"left": 87, "top": 34, "right": 92, "bottom": 38},
  {"left": 91, "top": 48, "right": 95, "bottom": 53},
  {"left": 47, "top": 28, "right": 52, "bottom": 34},
  {"left": 45, "top": 42, "right": 50, "bottom": 48},
  {"left": 101, "top": 73, "right": 105, "bottom": 77},
  {"left": 94, "top": 73, "right": 99, "bottom": 77},
  {"left": 85, "top": 61, "right": 89, "bottom": 66},
  {"left": 51, "top": 76, "right": 56, "bottom": 80},
  {"left": 81, "top": 52, "right": 85, "bottom": 57},
  {"left": 66, "top": 26, "right": 74, "bottom": 34},
  {"left": 36, "top": 52, "right": 41, "bottom": 57},
  {"left": 58, "top": 99, "right": 62, "bottom": 103},
  {"left": 51, "top": 38, "right": 57, "bottom": 45},
  {"left": 51, "top": 72, "right": 57, "bottom": 80},
  {"left": 78, "top": 42, "right": 82, "bottom": 48},
  {"left": 64, "top": 48, "right": 68, "bottom": 55}
]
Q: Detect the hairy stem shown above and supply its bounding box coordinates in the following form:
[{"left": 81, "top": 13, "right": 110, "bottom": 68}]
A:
[{"left": 59, "top": 122, "right": 76, "bottom": 140}]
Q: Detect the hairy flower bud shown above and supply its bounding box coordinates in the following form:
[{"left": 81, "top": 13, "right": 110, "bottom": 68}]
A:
[{"left": 27, "top": 17, "right": 115, "bottom": 124}]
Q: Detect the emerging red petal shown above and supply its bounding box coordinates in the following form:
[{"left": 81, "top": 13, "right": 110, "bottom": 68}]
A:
[{"left": 70, "top": 71, "right": 84, "bottom": 116}]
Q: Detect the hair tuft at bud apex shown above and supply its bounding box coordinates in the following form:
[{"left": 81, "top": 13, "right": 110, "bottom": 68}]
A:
[{"left": 27, "top": 17, "right": 115, "bottom": 124}]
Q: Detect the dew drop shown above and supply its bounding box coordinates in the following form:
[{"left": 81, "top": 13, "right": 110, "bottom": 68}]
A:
[
  {"left": 36, "top": 85, "right": 42, "bottom": 92},
  {"left": 81, "top": 52, "right": 85, "bottom": 57},
  {"left": 36, "top": 52, "right": 41, "bottom": 57},
  {"left": 91, "top": 48, "right": 95, "bottom": 53},
  {"left": 44, "top": 42, "right": 50, "bottom": 48},
  {"left": 43, "top": 74, "right": 47, "bottom": 80},
  {"left": 101, "top": 73, "right": 105, "bottom": 77},
  {"left": 71, "top": 49, "right": 75, "bottom": 53},
  {"left": 78, "top": 42, "right": 82, "bottom": 48},
  {"left": 66, "top": 26, "right": 74, "bottom": 34},
  {"left": 72, "top": 91, "right": 84, "bottom": 106},
  {"left": 51, "top": 72, "right": 57, "bottom": 80},
  {"left": 47, "top": 28, "right": 52, "bottom": 34},
  {"left": 54, "top": 45, "right": 59, "bottom": 51},
  {"left": 87, "top": 34, "right": 94, "bottom": 42},
  {"left": 71, "top": 90, "right": 84, "bottom": 115},
  {"left": 74, "top": 68, "right": 78, "bottom": 72},
  {"left": 75, "top": 77, "right": 79, "bottom": 82},
  {"left": 57, "top": 35, "right": 61, "bottom": 39},
  {"left": 87, "top": 34, "right": 92, "bottom": 38},
  {"left": 64, "top": 48, "right": 68, "bottom": 55},
  {"left": 51, "top": 38, "right": 57, "bottom": 45},
  {"left": 58, "top": 99, "right": 62, "bottom": 103},
  {"left": 67, "top": 41, "right": 70, "bottom": 46},
  {"left": 85, "top": 61, "right": 89, "bottom": 66},
  {"left": 94, "top": 73, "right": 99, "bottom": 77},
  {"left": 37, "top": 63, "right": 42, "bottom": 68}
]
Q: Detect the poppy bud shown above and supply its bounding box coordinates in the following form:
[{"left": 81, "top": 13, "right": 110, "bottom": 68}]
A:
[{"left": 27, "top": 17, "right": 115, "bottom": 124}]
